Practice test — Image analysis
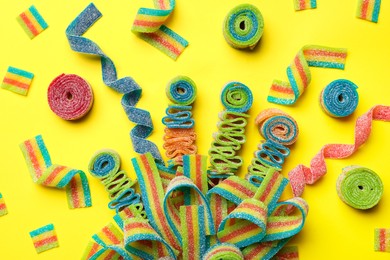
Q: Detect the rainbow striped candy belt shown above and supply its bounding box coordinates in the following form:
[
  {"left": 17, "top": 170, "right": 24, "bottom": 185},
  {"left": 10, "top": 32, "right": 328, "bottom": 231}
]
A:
[{"left": 83, "top": 153, "right": 308, "bottom": 260}]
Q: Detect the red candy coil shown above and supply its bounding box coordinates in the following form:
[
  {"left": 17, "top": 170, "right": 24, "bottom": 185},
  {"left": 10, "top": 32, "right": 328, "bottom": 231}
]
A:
[{"left": 48, "top": 74, "right": 94, "bottom": 120}]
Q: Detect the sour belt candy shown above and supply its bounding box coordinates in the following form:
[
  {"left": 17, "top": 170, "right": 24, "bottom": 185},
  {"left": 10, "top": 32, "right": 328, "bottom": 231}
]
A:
[
  {"left": 336, "top": 166, "right": 383, "bottom": 210},
  {"left": 268, "top": 45, "right": 347, "bottom": 105},
  {"left": 223, "top": 4, "right": 264, "bottom": 50},
  {"left": 1, "top": 66, "right": 34, "bottom": 96},
  {"left": 29, "top": 224, "right": 59, "bottom": 253},
  {"left": 17, "top": 5, "right": 48, "bottom": 39},
  {"left": 293, "top": 0, "right": 317, "bottom": 11},
  {"left": 132, "top": 0, "right": 188, "bottom": 60},
  {"left": 289, "top": 105, "right": 390, "bottom": 198},
  {"left": 0, "top": 193, "right": 8, "bottom": 216},
  {"left": 320, "top": 79, "right": 359, "bottom": 118},
  {"left": 356, "top": 0, "right": 381, "bottom": 23},
  {"left": 374, "top": 228, "right": 390, "bottom": 253},
  {"left": 20, "top": 135, "right": 92, "bottom": 208},
  {"left": 47, "top": 74, "right": 94, "bottom": 120}
]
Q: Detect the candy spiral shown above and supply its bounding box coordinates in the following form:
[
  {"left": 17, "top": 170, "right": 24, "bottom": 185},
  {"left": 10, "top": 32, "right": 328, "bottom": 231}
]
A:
[
  {"left": 209, "top": 110, "right": 249, "bottom": 177},
  {"left": 88, "top": 149, "right": 141, "bottom": 212},
  {"left": 163, "top": 128, "right": 197, "bottom": 165},
  {"left": 221, "top": 82, "right": 253, "bottom": 113},
  {"left": 223, "top": 4, "right": 264, "bottom": 50},
  {"left": 320, "top": 79, "right": 359, "bottom": 118},
  {"left": 336, "top": 166, "right": 383, "bottom": 210},
  {"left": 166, "top": 76, "right": 197, "bottom": 106},
  {"left": 47, "top": 74, "right": 94, "bottom": 120},
  {"left": 255, "top": 108, "right": 299, "bottom": 146}
]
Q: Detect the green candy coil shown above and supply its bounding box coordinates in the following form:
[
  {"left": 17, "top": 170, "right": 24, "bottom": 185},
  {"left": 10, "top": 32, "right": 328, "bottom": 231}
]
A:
[
  {"left": 223, "top": 4, "right": 264, "bottom": 50},
  {"left": 336, "top": 166, "right": 383, "bottom": 210}
]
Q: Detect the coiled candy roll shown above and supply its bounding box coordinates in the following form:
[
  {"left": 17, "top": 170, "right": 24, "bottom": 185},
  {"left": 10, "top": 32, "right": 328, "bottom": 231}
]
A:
[
  {"left": 208, "top": 82, "right": 253, "bottom": 180},
  {"left": 88, "top": 149, "right": 143, "bottom": 213},
  {"left": 163, "top": 76, "right": 197, "bottom": 165}
]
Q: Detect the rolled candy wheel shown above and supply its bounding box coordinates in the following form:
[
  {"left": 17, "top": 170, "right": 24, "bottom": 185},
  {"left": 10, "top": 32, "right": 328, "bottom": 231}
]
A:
[
  {"left": 166, "top": 76, "right": 197, "bottom": 105},
  {"left": 48, "top": 74, "right": 94, "bottom": 120},
  {"left": 220, "top": 81, "right": 253, "bottom": 113},
  {"left": 223, "top": 4, "right": 264, "bottom": 50},
  {"left": 88, "top": 149, "right": 121, "bottom": 179},
  {"left": 320, "top": 79, "right": 359, "bottom": 118},
  {"left": 336, "top": 166, "right": 383, "bottom": 210}
]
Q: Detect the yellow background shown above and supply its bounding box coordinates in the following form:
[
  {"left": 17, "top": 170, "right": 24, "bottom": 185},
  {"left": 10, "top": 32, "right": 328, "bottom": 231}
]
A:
[{"left": 0, "top": 0, "right": 389, "bottom": 259}]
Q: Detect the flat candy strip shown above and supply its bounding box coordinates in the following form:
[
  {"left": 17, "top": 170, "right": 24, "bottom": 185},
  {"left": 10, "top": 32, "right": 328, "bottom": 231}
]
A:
[
  {"left": 17, "top": 5, "right": 48, "bottom": 39},
  {"left": 374, "top": 228, "right": 390, "bottom": 252},
  {"left": 289, "top": 105, "right": 390, "bottom": 197},
  {"left": 29, "top": 224, "right": 59, "bottom": 253},
  {"left": 132, "top": 0, "right": 188, "bottom": 60},
  {"left": 336, "top": 166, "right": 383, "bottom": 210},
  {"left": 268, "top": 45, "right": 347, "bottom": 105},
  {"left": 293, "top": 0, "right": 317, "bottom": 11},
  {"left": 20, "top": 135, "right": 92, "bottom": 208},
  {"left": 320, "top": 79, "right": 359, "bottom": 118},
  {"left": 223, "top": 4, "right": 264, "bottom": 50},
  {"left": 47, "top": 74, "right": 94, "bottom": 120},
  {"left": 357, "top": 0, "right": 381, "bottom": 23},
  {"left": 1, "top": 66, "right": 34, "bottom": 96},
  {"left": 0, "top": 193, "right": 8, "bottom": 216}
]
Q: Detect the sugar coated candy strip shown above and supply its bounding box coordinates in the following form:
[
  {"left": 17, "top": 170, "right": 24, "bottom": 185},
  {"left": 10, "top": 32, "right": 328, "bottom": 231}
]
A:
[
  {"left": 272, "top": 245, "right": 299, "bottom": 259},
  {"left": 29, "top": 224, "right": 59, "bottom": 253},
  {"left": 268, "top": 45, "right": 347, "bottom": 105},
  {"left": 1, "top": 66, "right": 34, "bottom": 96},
  {"left": 66, "top": 3, "right": 162, "bottom": 162},
  {"left": 16, "top": 5, "right": 48, "bottom": 39},
  {"left": 132, "top": 0, "right": 188, "bottom": 60},
  {"left": 223, "top": 4, "right": 264, "bottom": 50},
  {"left": 20, "top": 135, "right": 92, "bottom": 208},
  {"left": 47, "top": 74, "right": 94, "bottom": 120},
  {"left": 357, "top": 0, "right": 381, "bottom": 23},
  {"left": 289, "top": 105, "right": 390, "bottom": 197},
  {"left": 0, "top": 193, "right": 8, "bottom": 216},
  {"left": 203, "top": 243, "right": 244, "bottom": 260},
  {"left": 336, "top": 166, "right": 383, "bottom": 210},
  {"left": 88, "top": 149, "right": 142, "bottom": 213},
  {"left": 320, "top": 79, "right": 359, "bottom": 118},
  {"left": 293, "top": 0, "right": 317, "bottom": 11},
  {"left": 374, "top": 228, "right": 390, "bottom": 253}
]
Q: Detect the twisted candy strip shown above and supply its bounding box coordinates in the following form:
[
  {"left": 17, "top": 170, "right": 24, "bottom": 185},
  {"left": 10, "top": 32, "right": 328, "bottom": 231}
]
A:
[
  {"left": 209, "top": 82, "right": 253, "bottom": 178},
  {"left": 88, "top": 149, "right": 142, "bottom": 213},
  {"left": 83, "top": 154, "right": 308, "bottom": 259},
  {"left": 248, "top": 109, "right": 299, "bottom": 184},
  {"left": 268, "top": 45, "right": 347, "bottom": 105},
  {"left": 163, "top": 76, "right": 197, "bottom": 165},
  {"left": 20, "top": 135, "right": 92, "bottom": 209},
  {"left": 66, "top": 3, "right": 162, "bottom": 162},
  {"left": 132, "top": 0, "right": 188, "bottom": 60},
  {"left": 289, "top": 105, "right": 390, "bottom": 197}
]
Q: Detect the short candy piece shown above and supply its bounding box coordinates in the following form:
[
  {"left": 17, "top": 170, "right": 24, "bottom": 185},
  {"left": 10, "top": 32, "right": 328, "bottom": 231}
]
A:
[
  {"left": 16, "top": 5, "right": 48, "bottom": 39},
  {"left": 293, "top": 0, "right": 317, "bottom": 11},
  {"left": 221, "top": 81, "right": 253, "bottom": 113},
  {"left": 320, "top": 79, "right": 359, "bottom": 118},
  {"left": 0, "top": 193, "right": 8, "bottom": 216},
  {"left": 1, "top": 66, "right": 34, "bottom": 96},
  {"left": 223, "top": 4, "right": 264, "bottom": 50},
  {"left": 166, "top": 76, "right": 197, "bottom": 106},
  {"left": 47, "top": 74, "right": 94, "bottom": 120},
  {"left": 357, "top": 0, "right": 381, "bottom": 23},
  {"left": 336, "top": 166, "right": 383, "bottom": 210},
  {"left": 374, "top": 228, "right": 390, "bottom": 253},
  {"left": 29, "top": 224, "right": 59, "bottom": 254}
]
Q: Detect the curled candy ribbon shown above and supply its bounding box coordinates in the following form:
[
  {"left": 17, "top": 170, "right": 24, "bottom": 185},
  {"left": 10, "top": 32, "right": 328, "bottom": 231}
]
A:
[
  {"left": 20, "top": 135, "right": 92, "bottom": 209},
  {"left": 83, "top": 154, "right": 308, "bottom": 259},
  {"left": 66, "top": 3, "right": 162, "bottom": 162},
  {"left": 268, "top": 45, "right": 347, "bottom": 105},
  {"left": 289, "top": 105, "right": 390, "bottom": 198},
  {"left": 132, "top": 0, "right": 188, "bottom": 60}
]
